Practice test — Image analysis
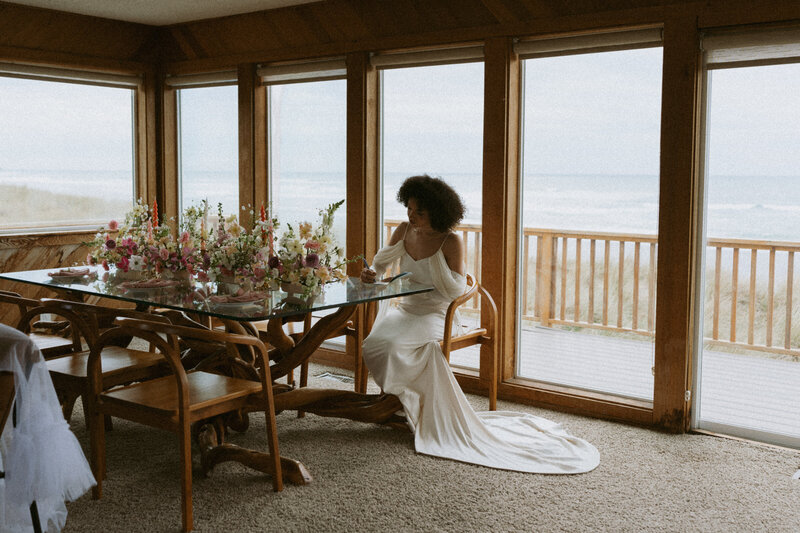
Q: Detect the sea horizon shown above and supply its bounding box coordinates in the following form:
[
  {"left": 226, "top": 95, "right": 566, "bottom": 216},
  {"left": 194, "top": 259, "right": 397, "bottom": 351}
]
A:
[{"left": 2, "top": 169, "right": 800, "bottom": 244}]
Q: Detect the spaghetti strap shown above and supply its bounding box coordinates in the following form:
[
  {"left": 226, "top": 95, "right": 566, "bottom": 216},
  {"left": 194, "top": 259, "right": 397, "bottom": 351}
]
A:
[{"left": 436, "top": 232, "right": 451, "bottom": 253}]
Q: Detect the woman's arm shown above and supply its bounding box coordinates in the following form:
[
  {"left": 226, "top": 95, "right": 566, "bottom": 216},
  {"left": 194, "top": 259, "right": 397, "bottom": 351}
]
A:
[
  {"left": 360, "top": 222, "right": 409, "bottom": 283},
  {"left": 441, "top": 232, "right": 465, "bottom": 276}
]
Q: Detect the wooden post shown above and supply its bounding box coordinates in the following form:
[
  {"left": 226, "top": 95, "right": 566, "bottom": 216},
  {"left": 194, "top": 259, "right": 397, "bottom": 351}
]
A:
[
  {"left": 482, "top": 37, "right": 520, "bottom": 385},
  {"left": 346, "top": 51, "right": 379, "bottom": 390},
  {"left": 653, "top": 11, "right": 702, "bottom": 433},
  {"left": 238, "top": 63, "right": 267, "bottom": 227}
]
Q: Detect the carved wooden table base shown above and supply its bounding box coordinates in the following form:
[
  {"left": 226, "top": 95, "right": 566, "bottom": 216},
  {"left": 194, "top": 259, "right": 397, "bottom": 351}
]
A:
[{"left": 193, "top": 304, "right": 408, "bottom": 485}]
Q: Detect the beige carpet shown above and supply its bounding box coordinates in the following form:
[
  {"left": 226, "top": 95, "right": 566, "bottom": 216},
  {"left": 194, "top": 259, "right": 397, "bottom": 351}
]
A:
[{"left": 63, "top": 364, "right": 800, "bottom": 532}]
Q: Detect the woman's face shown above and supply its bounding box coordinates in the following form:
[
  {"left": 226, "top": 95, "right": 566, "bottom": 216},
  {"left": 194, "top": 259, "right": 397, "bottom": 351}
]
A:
[{"left": 406, "top": 198, "right": 433, "bottom": 232}]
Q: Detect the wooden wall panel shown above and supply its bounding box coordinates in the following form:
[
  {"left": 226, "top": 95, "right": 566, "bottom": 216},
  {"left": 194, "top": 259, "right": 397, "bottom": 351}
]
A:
[
  {"left": 0, "top": 232, "right": 92, "bottom": 326},
  {"left": 0, "top": 1, "right": 156, "bottom": 70}
]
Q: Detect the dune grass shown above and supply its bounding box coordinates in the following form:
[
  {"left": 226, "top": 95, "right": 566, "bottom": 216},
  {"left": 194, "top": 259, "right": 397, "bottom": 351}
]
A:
[{"left": 0, "top": 185, "right": 130, "bottom": 229}]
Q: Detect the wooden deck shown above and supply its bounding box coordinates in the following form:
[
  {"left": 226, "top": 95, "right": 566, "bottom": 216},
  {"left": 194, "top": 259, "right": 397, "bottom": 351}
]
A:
[{"left": 449, "top": 325, "right": 800, "bottom": 442}]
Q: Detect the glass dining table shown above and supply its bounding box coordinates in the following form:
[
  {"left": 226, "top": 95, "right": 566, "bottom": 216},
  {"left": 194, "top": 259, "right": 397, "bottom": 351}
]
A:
[{"left": 0, "top": 266, "right": 432, "bottom": 485}]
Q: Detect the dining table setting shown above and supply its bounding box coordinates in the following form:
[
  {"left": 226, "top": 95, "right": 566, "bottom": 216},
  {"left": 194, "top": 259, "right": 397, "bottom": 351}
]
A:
[{"left": 0, "top": 197, "right": 436, "bottom": 531}]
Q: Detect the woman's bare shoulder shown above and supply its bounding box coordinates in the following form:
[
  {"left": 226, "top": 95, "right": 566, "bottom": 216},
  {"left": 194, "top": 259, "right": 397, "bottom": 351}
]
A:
[
  {"left": 388, "top": 222, "right": 409, "bottom": 245},
  {"left": 440, "top": 232, "right": 465, "bottom": 274}
]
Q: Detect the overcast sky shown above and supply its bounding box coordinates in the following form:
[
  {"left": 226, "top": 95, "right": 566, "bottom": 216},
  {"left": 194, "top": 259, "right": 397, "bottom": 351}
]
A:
[{"left": 1, "top": 50, "right": 798, "bottom": 178}]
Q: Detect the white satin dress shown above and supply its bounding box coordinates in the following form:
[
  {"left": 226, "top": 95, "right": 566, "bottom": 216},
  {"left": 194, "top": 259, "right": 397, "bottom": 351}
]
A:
[{"left": 363, "top": 237, "right": 600, "bottom": 474}]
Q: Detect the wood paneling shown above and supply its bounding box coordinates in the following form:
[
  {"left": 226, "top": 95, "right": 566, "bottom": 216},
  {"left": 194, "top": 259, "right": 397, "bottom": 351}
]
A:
[
  {"left": 0, "top": 1, "right": 156, "bottom": 70},
  {"left": 0, "top": 231, "right": 92, "bottom": 325}
]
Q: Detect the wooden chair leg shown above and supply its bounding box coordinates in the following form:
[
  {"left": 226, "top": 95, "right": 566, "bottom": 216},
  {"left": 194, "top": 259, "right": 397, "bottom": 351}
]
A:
[
  {"left": 89, "top": 403, "right": 105, "bottom": 499},
  {"left": 180, "top": 422, "right": 193, "bottom": 532},
  {"left": 263, "top": 400, "right": 283, "bottom": 492},
  {"left": 297, "top": 361, "right": 309, "bottom": 418}
]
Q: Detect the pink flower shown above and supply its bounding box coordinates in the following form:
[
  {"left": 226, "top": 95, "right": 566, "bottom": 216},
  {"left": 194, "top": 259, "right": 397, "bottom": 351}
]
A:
[
  {"left": 180, "top": 231, "right": 191, "bottom": 245},
  {"left": 304, "top": 253, "right": 320, "bottom": 268},
  {"left": 159, "top": 248, "right": 170, "bottom": 261},
  {"left": 253, "top": 267, "right": 266, "bottom": 279},
  {"left": 107, "top": 219, "right": 119, "bottom": 231},
  {"left": 101, "top": 259, "right": 109, "bottom": 271},
  {"left": 305, "top": 240, "right": 320, "bottom": 250},
  {"left": 118, "top": 256, "right": 130, "bottom": 272}
]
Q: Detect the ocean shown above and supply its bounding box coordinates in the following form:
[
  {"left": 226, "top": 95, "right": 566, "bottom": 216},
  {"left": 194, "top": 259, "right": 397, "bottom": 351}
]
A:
[{"left": 2, "top": 169, "right": 800, "bottom": 244}]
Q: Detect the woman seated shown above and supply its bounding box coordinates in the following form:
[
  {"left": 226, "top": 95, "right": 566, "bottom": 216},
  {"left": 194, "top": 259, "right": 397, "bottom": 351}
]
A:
[{"left": 361, "top": 175, "right": 599, "bottom": 474}]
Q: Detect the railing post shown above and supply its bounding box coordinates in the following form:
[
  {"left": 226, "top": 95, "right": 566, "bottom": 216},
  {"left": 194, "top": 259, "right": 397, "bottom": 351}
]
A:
[{"left": 536, "top": 234, "right": 555, "bottom": 328}]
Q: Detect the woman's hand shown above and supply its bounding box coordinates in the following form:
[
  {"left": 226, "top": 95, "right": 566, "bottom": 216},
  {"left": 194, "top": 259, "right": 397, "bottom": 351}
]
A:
[{"left": 360, "top": 267, "right": 377, "bottom": 283}]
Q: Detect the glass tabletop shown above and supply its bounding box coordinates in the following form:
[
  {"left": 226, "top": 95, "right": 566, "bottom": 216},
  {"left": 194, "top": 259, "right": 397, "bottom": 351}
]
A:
[{"left": 0, "top": 267, "right": 433, "bottom": 321}]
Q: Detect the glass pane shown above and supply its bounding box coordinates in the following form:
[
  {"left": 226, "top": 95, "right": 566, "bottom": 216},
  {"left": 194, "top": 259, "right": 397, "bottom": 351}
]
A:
[
  {"left": 269, "top": 80, "right": 347, "bottom": 244},
  {"left": 696, "top": 63, "right": 800, "bottom": 447},
  {"left": 179, "top": 85, "right": 238, "bottom": 216},
  {"left": 0, "top": 76, "right": 134, "bottom": 229},
  {"left": 381, "top": 62, "right": 484, "bottom": 369},
  {"left": 519, "top": 48, "right": 663, "bottom": 400}
]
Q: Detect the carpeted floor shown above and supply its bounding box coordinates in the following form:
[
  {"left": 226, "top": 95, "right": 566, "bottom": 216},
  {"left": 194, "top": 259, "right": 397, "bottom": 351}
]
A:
[{"left": 64, "top": 364, "right": 800, "bottom": 532}]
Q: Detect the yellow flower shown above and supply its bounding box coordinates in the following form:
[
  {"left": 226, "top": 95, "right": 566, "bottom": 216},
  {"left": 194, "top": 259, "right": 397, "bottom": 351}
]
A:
[{"left": 317, "top": 266, "right": 331, "bottom": 283}]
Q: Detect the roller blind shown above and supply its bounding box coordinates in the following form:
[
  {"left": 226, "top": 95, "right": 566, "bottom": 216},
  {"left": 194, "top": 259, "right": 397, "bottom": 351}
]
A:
[
  {"left": 257, "top": 58, "right": 346, "bottom": 85},
  {"left": 514, "top": 27, "right": 663, "bottom": 59},
  {"left": 371, "top": 45, "right": 484, "bottom": 70},
  {"left": 164, "top": 70, "right": 237, "bottom": 89},
  {"left": 703, "top": 26, "right": 800, "bottom": 70},
  {"left": 0, "top": 62, "right": 141, "bottom": 89}
]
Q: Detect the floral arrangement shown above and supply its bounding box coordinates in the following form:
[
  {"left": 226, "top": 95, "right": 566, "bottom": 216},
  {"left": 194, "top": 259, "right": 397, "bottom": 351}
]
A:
[
  {"left": 86, "top": 198, "right": 159, "bottom": 274},
  {"left": 273, "top": 199, "right": 352, "bottom": 297},
  {"left": 143, "top": 201, "right": 205, "bottom": 277},
  {"left": 87, "top": 199, "right": 205, "bottom": 278},
  {"left": 204, "top": 203, "right": 279, "bottom": 290}
]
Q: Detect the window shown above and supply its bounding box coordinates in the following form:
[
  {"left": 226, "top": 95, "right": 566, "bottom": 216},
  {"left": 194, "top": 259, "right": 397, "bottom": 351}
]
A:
[
  {"left": 377, "top": 49, "right": 484, "bottom": 369},
  {"left": 694, "top": 26, "right": 800, "bottom": 448},
  {"left": 261, "top": 59, "right": 347, "bottom": 245},
  {"left": 516, "top": 30, "right": 663, "bottom": 400},
  {"left": 267, "top": 80, "right": 347, "bottom": 242},
  {"left": 177, "top": 84, "right": 238, "bottom": 216},
  {"left": 0, "top": 66, "right": 137, "bottom": 231}
]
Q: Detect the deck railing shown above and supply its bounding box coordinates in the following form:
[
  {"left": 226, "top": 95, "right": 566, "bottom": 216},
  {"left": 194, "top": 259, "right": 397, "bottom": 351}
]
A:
[{"left": 384, "top": 220, "right": 800, "bottom": 357}]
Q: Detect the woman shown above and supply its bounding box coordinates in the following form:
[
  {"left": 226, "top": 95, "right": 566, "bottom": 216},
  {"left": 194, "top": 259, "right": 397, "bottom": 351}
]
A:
[{"left": 361, "top": 175, "right": 599, "bottom": 474}]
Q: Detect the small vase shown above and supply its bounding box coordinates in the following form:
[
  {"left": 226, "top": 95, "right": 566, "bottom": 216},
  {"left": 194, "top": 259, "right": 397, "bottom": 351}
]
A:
[
  {"left": 280, "top": 281, "right": 305, "bottom": 295},
  {"left": 162, "top": 269, "right": 192, "bottom": 283},
  {"left": 114, "top": 269, "right": 146, "bottom": 281}
]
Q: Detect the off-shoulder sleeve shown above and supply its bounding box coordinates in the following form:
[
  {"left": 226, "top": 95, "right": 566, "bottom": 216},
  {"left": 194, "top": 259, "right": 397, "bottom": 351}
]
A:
[
  {"left": 429, "top": 250, "right": 467, "bottom": 300},
  {"left": 371, "top": 240, "right": 405, "bottom": 274}
]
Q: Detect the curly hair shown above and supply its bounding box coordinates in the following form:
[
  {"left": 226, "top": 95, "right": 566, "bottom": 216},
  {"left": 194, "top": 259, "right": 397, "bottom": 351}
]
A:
[{"left": 396, "top": 175, "right": 466, "bottom": 233}]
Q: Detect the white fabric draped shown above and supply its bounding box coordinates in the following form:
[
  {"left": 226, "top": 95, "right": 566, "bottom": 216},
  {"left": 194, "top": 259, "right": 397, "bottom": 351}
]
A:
[
  {"left": 0, "top": 324, "right": 95, "bottom": 532},
  {"left": 364, "top": 240, "right": 600, "bottom": 474}
]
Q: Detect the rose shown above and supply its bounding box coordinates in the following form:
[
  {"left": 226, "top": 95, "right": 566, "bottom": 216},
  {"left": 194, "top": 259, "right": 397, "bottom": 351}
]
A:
[
  {"left": 268, "top": 256, "right": 281, "bottom": 270},
  {"left": 105, "top": 238, "right": 116, "bottom": 250},
  {"left": 108, "top": 219, "right": 119, "bottom": 231},
  {"left": 304, "top": 253, "right": 320, "bottom": 268}
]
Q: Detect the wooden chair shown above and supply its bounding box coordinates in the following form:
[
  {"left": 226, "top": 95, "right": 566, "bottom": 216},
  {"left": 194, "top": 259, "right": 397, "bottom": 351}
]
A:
[
  {"left": 0, "top": 290, "right": 80, "bottom": 358},
  {"left": 356, "top": 274, "right": 499, "bottom": 410},
  {"left": 87, "top": 318, "right": 282, "bottom": 533},
  {"left": 440, "top": 274, "right": 499, "bottom": 411},
  {"left": 17, "top": 299, "right": 170, "bottom": 424}
]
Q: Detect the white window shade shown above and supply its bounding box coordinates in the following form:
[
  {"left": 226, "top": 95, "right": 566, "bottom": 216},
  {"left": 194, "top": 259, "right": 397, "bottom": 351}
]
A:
[
  {"left": 371, "top": 45, "right": 484, "bottom": 70},
  {"left": 514, "top": 27, "right": 663, "bottom": 59},
  {"left": 164, "top": 71, "right": 237, "bottom": 89},
  {"left": 703, "top": 26, "right": 800, "bottom": 70},
  {"left": 258, "top": 58, "right": 346, "bottom": 85},
  {"left": 0, "top": 62, "right": 141, "bottom": 89}
]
